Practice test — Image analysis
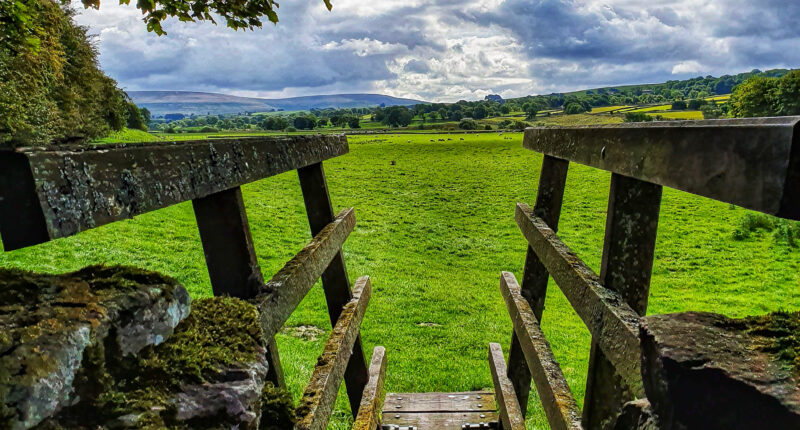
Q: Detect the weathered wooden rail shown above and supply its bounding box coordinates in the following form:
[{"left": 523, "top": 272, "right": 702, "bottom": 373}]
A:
[
  {"left": 0, "top": 135, "right": 386, "bottom": 429},
  {"left": 493, "top": 117, "right": 800, "bottom": 430}
]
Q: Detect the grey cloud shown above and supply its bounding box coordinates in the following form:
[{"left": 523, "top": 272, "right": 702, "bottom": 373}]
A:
[{"left": 404, "top": 59, "right": 431, "bottom": 73}]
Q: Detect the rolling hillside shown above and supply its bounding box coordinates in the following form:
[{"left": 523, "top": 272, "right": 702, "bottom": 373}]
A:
[{"left": 130, "top": 91, "right": 425, "bottom": 116}]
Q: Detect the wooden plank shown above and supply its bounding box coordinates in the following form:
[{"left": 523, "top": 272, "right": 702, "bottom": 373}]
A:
[
  {"left": 382, "top": 412, "right": 499, "bottom": 428},
  {"left": 488, "top": 343, "right": 526, "bottom": 430},
  {"left": 192, "top": 185, "right": 285, "bottom": 388},
  {"left": 295, "top": 276, "right": 372, "bottom": 430},
  {"left": 352, "top": 346, "right": 388, "bottom": 430},
  {"left": 583, "top": 174, "right": 662, "bottom": 429},
  {"left": 0, "top": 135, "right": 349, "bottom": 250},
  {"left": 499, "top": 272, "right": 583, "bottom": 430},
  {"left": 299, "top": 162, "right": 368, "bottom": 415},
  {"left": 515, "top": 203, "right": 643, "bottom": 395},
  {"left": 253, "top": 208, "right": 356, "bottom": 339},
  {"left": 508, "top": 155, "right": 569, "bottom": 414},
  {"left": 383, "top": 392, "right": 495, "bottom": 413},
  {"left": 523, "top": 117, "right": 800, "bottom": 219},
  {"left": 193, "top": 186, "right": 263, "bottom": 299}
]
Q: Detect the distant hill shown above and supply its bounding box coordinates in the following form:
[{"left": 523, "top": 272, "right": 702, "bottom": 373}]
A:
[{"left": 129, "top": 91, "right": 425, "bottom": 116}]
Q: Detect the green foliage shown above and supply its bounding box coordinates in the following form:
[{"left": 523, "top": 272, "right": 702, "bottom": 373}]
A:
[
  {"left": 0, "top": 1, "right": 128, "bottom": 146},
  {"left": 380, "top": 106, "right": 413, "bottom": 127},
  {"left": 126, "top": 102, "right": 148, "bottom": 131},
  {"left": 671, "top": 100, "right": 687, "bottom": 110},
  {"left": 458, "top": 118, "right": 478, "bottom": 130},
  {"left": 700, "top": 103, "right": 724, "bottom": 119},
  {"left": 564, "top": 102, "right": 587, "bottom": 114},
  {"left": 199, "top": 126, "right": 218, "bottom": 133},
  {"left": 731, "top": 213, "right": 800, "bottom": 247},
  {"left": 624, "top": 112, "right": 653, "bottom": 122},
  {"left": 730, "top": 71, "right": 800, "bottom": 118},
  {"left": 3, "top": 0, "right": 332, "bottom": 42}
]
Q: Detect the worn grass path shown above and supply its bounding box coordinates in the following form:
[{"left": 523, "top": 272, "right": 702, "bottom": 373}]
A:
[{"left": 2, "top": 133, "right": 799, "bottom": 429}]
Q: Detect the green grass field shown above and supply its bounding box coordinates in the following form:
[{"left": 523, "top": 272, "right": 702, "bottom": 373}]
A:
[{"left": 10, "top": 133, "right": 798, "bottom": 429}]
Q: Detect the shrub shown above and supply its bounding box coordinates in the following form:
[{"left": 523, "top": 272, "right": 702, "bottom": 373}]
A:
[
  {"left": 671, "top": 100, "right": 688, "bottom": 110},
  {"left": 484, "top": 124, "right": 492, "bottom": 130},
  {"left": 285, "top": 126, "right": 297, "bottom": 132},
  {"left": 458, "top": 118, "right": 478, "bottom": 130},
  {"left": 199, "top": 126, "right": 219, "bottom": 133},
  {"left": 733, "top": 213, "right": 776, "bottom": 240},
  {"left": 0, "top": 1, "right": 128, "bottom": 146},
  {"left": 624, "top": 112, "right": 653, "bottom": 122}
]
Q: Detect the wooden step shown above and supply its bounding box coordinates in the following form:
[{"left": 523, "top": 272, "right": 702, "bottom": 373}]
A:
[{"left": 381, "top": 391, "right": 499, "bottom": 429}]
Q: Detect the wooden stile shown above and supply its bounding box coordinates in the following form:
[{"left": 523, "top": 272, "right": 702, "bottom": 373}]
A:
[
  {"left": 582, "top": 174, "right": 662, "bottom": 428},
  {"left": 515, "top": 204, "right": 643, "bottom": 394},
  {"left": 488, "top": 342, "right": 526, "bottom": 430},
  {"left": 499, "top": 272, "right": 583, "bottom": 430},
  {"left": 254, "top": 208, "right": 356, "bottom": 339},
  {"left": 507, "top": 155, "right": 569, "bottom": 414},
  {"left": 0, "top": 135, "right": 349, "bottom": 250},
  {"left": 295, "top": 276, "right": 372, "bottom": 430},
  {"left": 299, "top": 162, "right": 369, "bottom": 415},
  {"left": 352, "top": 346, "right": 388, "bottom": 430}
]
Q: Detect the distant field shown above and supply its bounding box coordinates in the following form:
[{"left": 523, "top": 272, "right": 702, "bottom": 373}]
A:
[
  {"left": 590, "top": 105, "right": 631, "bottom": 113},
  {"left": 9, "top": 132, "right": 797, "bottom": 429},
  {"left": 650, "top": 111, "right": 704, "bottom": 120},
  {"left": 629, "top": 104, "right": 672, "bottom": 113}
]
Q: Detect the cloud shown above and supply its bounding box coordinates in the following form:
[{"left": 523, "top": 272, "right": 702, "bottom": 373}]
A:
[
  {"left": 672, "top": 60, "right": 704, "bottom": 75},
  {"left": 73, "top": 0, "right": 800, "bottom": 102}
]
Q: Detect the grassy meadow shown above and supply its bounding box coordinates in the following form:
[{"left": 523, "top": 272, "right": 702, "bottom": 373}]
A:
[{"left": 2, "top": 133, "right": 799, "bottom": 429}]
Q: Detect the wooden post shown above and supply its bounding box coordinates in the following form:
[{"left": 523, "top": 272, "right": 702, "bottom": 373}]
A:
[
  {"left": 582, "top": 174, "right": 662, "bottom": 429},
  {"left": 298, "top": 162, "right": 368, "bottom": 416},
  {"left": 507, "top": 155, "right": 569, "bottom": 415},
  {"left": 193, "top": 186, "right": 285, "bottom": 388}
]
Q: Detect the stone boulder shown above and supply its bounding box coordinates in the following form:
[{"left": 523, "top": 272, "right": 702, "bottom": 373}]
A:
[
  {"left": 640, "top": 311, "right": 800, "bottom": 430},
  {"left": 0, "top": 265, "right": 191, "bottom": 429},
  {"left": 0, "top": 265, "right": 296, "bottom": 430}
]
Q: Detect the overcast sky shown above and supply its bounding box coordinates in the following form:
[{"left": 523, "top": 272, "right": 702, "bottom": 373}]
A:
[{"left": 75, "top": 0, "right": 800, "bottom": 102}]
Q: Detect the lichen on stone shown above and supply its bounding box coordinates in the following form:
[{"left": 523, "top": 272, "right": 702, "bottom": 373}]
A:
[
  {"left": 44, "top": 297, "right": 294, "bottom": 429},
  {"left": 744, "top": 311, "right": 800, "bottom": 374}
]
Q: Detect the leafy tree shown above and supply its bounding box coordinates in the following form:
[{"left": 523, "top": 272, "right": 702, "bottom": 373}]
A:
[
  {"left": 3, "top": 0, "right": 333, "bottom": 46},
  {"left": 687, "top": 99, "right": 706, "bottom": 110},
  {"left": 564, "top": 102, "right": 585, "bottom": 115},
  {"left": 624, "top": 112, "right": 653, "bottom": 122},
  {"left": 347, "top": 116, "right": 360, "bottom": 129},
  {"left": 671, "top": 100, "right": 688, "bottom": 110},
  {"left": 700, "top": 104, "right": 723, "bottom": 119},
  {"left": 730, "top": 76, "right": 777, "bottom": 117},
  {"left": 381, "top": 106, "right": 413, "bottom": 127},
  {"left": 1, "top": 1, "right": 128, "bottom": 146},
  {"left": 293, "top": 115, "right": 316, "bottom": 130},
  {"left": 458, "top": 118, "right": 478, "bottom": 130},
  {"left": 140, "top": 107, "right": 152, "bottom": 124},
  {"left": 473, "top": 105, "right": 487, "bottom": 119},
  {"left": 125, "top": 102, "right": 148, "bottom": 131}
]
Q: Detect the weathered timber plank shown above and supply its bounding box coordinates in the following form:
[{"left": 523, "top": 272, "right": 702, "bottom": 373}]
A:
[
  {"left": 381, "top": 412, "right": 500, "bottom": 428},
  {"left": 383, "top": 392, "right": 495, "bottom": 413},
  {"left": 298, "top": 162, "right": 368, "bottom": 415},
  {"left": 352, "top": 346, "right": 388, "bottom": 430},
  {"left": 515, "top": 203, "right": 643, "bottom": 394},
  {"left": 0, "top": 135, "right": 349, "bottom": 250},
  {"left": 499, "top": 272, "right": 583, "bottom": 430},
  {"left": 295, "top": 276, "right": 372, "bottom": 430},
  {"left": 488, "top": 343, "right": 526, "bottom": 430},
  {"left": 523, "top": 117, "right": 800, "bottom": 219},
  {"left": 192, "top": 185, "right": 286, "bottom": 387},
  {"left": 583, "top": 174, "right": 662, "bottom": 429},
  {"left": 509, "top": 155, "right": 569, "bottom": 414},
  {"left": 253, "top": 208, "right": 356, "bottom": 339}
]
